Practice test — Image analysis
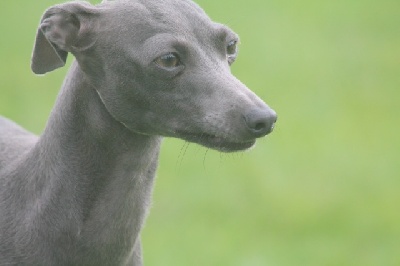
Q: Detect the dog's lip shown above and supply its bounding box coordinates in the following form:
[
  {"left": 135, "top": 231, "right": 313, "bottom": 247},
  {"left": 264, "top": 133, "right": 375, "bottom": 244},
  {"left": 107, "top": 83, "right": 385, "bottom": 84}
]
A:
[{"left": 175, "top": 131, "right": 256, "bottom": 152}]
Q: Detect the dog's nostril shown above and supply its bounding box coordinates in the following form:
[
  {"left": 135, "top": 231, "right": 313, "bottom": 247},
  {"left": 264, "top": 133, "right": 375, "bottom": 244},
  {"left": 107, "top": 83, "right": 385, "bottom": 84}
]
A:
[{"left": 254, "top": 122, "right": 267, "bottom": 131}]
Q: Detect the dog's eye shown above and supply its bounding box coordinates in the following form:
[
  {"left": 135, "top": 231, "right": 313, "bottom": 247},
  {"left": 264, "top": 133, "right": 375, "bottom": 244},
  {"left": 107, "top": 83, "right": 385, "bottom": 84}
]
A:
[
  {"left": 155, "top": 53, "right": 181, "bottom": 68},
  {"left": 227, "top": 40, "right": 238, "bottom": 55},
  {"left": 227, "top": 40, "right": 238, "bottom": 65}
]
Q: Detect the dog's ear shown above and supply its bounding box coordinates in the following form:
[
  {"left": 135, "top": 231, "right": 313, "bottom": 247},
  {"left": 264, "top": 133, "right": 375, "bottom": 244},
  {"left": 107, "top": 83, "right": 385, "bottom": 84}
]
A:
[{"left": 31, "top": 2, "right": 99, "bottom": 75}]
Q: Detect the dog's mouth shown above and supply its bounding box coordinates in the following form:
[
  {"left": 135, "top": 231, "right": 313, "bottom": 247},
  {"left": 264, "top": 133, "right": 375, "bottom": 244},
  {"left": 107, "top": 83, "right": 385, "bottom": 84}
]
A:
[{"left": 176, "top": 131, "right": 256, "bottom": 152}]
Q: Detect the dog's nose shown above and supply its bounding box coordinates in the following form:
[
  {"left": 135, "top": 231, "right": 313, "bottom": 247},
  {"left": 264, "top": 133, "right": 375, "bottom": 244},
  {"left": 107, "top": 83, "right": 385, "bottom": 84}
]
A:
[{"left": 243, "top": 108, "right": 277, "bottom": 137}]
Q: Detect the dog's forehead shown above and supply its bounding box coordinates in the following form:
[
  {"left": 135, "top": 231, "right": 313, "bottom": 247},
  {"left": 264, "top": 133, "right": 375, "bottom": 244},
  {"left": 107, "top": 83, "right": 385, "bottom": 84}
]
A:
[
  {"left": 99, "top": 0, "right": 221, "bottom": 41},
  {"left": 102, "top": 0, "right": 205, "bottom": 15}
]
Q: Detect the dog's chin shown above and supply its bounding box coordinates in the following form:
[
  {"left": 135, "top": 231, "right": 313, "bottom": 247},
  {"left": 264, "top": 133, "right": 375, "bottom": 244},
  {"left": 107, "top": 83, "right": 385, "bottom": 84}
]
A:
[{"left": 176, "top": 132, "right": 256, "bottom": 152}]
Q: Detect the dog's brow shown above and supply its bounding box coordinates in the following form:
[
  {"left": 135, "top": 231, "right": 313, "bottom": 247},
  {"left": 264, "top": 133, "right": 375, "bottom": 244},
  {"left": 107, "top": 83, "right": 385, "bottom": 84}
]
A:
[
  {"left": 215, "top": 26, "right": 228, "bottom": 41},
  {"left": 214, "top": 25, "right": 238, "bottom": 43}
]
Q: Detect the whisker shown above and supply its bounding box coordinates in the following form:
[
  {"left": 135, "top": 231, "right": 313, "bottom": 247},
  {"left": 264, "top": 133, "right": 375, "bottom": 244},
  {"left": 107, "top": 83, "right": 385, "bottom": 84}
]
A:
[
  {"left": 202, "top": 148, "right": 209, "bottom": 170},
  {"left": 175, "top": 141, "right": 190, "bottom": 171}
]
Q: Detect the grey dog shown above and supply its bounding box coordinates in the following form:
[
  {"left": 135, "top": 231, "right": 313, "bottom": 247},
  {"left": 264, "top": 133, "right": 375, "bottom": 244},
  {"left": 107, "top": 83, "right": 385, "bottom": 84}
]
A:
[{"left": 0, "top": 0, "right": 277, "bottom": 265}]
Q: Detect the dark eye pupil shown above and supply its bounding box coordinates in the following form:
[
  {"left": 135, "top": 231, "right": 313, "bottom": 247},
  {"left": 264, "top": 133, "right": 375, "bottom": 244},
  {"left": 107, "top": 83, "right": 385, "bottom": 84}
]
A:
[{"left": 156, "top": 53, "right": 180, "bottom": 68}]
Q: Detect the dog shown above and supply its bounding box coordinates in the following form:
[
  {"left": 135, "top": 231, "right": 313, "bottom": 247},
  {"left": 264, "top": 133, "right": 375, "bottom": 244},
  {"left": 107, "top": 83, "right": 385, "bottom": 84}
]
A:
[{"left": 0, "top": 0, "right": 277, "bottom": 265}]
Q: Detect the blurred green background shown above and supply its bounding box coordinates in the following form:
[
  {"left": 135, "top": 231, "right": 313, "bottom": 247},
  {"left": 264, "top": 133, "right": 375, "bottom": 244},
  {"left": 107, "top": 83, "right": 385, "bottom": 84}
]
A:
[{"left": 1, "top": 0, "right": 399, "bottom": 265}]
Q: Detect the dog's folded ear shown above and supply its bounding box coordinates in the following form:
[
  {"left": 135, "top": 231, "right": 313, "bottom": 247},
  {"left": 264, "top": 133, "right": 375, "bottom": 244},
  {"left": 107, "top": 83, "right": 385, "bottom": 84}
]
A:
[{"left": 31, "top": 2, "right": 99, "bottom": 75}]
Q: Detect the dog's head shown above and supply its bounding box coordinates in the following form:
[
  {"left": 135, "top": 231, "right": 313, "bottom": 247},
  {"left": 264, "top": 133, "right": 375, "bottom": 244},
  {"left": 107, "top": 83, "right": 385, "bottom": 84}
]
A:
[{"left": 32, "top": 0, "right": 277, "bottom": 152}]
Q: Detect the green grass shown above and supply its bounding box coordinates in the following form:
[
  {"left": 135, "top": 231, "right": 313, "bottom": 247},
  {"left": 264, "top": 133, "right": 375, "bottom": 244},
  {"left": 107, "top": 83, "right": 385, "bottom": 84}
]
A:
[{"left": 1, "top": 0, "right": 399, "bottom": 265}]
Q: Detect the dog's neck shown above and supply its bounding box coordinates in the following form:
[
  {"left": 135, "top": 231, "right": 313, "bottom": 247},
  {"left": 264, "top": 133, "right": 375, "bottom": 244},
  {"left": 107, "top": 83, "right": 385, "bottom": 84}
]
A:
[{"left": 25, "top": 61, "right": 162, "bottom": 262}]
